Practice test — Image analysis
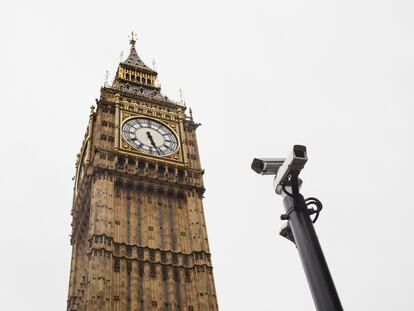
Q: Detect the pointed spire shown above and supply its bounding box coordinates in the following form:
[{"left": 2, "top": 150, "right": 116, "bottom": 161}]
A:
[
  {"left": 189, "top": 108, "right": 194, "bottom": 121},
  {"left": 112, "top": 32, "right": 160, "bottom": 93},
  {"left": 123, "top": 32, "right": 153, "bottom": 71},
  {"left": 179, "top": 89, "right": 186, "bottom": 106}
]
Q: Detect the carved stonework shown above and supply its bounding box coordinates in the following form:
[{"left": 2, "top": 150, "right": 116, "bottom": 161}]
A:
[{"left": 67, "top": 37, "right": 219, "bottom": 311}]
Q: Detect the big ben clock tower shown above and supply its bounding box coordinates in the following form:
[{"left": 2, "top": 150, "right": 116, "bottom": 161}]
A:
[{"left": 67, "top": 34, "right": 219, "bottom": 311}]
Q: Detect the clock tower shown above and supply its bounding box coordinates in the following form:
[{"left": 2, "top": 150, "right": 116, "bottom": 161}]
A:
[{"left": 67, "top": 34, "right": 219, "bottom": 311}]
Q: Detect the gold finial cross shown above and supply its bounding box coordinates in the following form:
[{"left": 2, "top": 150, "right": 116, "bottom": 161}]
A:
[{"left": 129, "top": 31, "right": 137, "bottom": 45}]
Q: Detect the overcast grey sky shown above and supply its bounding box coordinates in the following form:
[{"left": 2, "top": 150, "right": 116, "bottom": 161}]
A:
[{"left": 1, "top": 0, "right": 413, "bottom": 310}]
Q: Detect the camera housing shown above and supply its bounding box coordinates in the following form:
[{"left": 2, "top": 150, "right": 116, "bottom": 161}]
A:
[
  {"left": 251, "top": 145, "right": 308, "bottom": 195},
  {"left": 251, "top": 158, "right": 285, "bottom": 175},
  {"left": 273, "top": 145, "right": 307, "bottom": 194}
]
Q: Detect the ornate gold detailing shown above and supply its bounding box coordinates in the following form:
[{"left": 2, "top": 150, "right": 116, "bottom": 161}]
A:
[
  {"left": 117, "top": 66, "right": 156, "bottom": 87},
  {"left": 118, "top": 110, "right": 184, "bottom": 164},
  {"left": 114, "top": 102, "right": 120, "bottom": 150}
]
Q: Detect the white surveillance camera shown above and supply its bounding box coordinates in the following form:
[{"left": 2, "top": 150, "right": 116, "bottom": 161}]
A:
[
  {"left": 251, "top": 145, "right": 307, "bottom": 194},
  {"left": 273, "top": 145, "right": 307, "bottom": 194},
  {"left": 251, "top": 158, "right": 285, "bottom": 175}
]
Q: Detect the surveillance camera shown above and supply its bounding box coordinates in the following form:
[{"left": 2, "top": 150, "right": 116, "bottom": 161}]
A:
[
  {"left": 273, "top": 145, "right": 307, "bottom": 194},
  {"left": 251, "top": 158, "right": 285, "bottom": 175},
  {"left": 251, "top": 145, "right": 307, "bottom": 194}
]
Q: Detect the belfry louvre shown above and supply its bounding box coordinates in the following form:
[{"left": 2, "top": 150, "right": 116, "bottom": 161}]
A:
[{"left": 67, "top": 34, "right": 219, "bottom": 311}]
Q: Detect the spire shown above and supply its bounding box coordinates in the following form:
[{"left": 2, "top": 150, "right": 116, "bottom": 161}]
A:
[
  {"left": 189, "top": 108, "right": 194, "bottom": 121},
  {"left": 112, "top": 32, "right": 160, "bottom": 94},
  {"left": 123, "top": 32, "right": 153, "bottom": 71}
]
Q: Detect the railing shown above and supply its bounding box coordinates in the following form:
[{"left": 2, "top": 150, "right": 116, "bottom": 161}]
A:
[
  {"left": 102, "top": 84, "right": 186, "bottom": 107},
  {"left": 111, "top": 162, "right": 202, "bottom": 187}
]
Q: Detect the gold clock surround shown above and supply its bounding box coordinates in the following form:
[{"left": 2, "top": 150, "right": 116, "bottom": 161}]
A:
[{"left": 117, "top": 109, "right": 185, "bottom": 164}]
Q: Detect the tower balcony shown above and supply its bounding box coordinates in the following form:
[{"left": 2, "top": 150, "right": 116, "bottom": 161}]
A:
[{"left": 92, "top": 148, "right": 204, "bottom": 189}]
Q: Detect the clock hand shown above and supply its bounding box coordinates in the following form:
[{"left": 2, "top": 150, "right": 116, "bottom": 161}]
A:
[
  {"left": 146, "top": 131, "right": 160, "bottom": 155},
  {"left": 146, "top": 131, "right": 156, "bottom": 145}
]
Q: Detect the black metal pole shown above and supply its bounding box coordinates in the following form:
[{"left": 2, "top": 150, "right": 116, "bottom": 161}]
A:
[{"left": 284, "top": 174, "right": 343, "bottom": 311}]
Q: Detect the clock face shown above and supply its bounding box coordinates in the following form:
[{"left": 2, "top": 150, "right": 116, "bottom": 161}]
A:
[{"left": 121, "top": 118, "right": 179, "bottom": 156}]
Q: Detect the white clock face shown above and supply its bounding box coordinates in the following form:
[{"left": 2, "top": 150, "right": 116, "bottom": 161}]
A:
[{"left": 122, "top": 118, "right": 179, "bottom": 156}]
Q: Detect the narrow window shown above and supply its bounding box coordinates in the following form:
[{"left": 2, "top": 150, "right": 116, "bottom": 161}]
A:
[
  {"left": 113, "top": 258, "right": 120, "bottom": 272},
  {"left": 149, "top": 250, "right": 156, "bottom": 261},
  {"left": 150, "top": 264, "right": 157, "bottom": 278},
  {"left": 138, "top": 248, "right": 144, "bottom": 259},
  {"left": 185, "top": 270, "right": 191, "bottom": 282},
  {"left": 162, "top": 266, "right": 168, "bottom": 280},
  {"left": 173, "top": 268, "right": 179, "bottom": 282},
  {"left": 138, "top": 161, "right": 145, "bottom": 172},
  {"left": 158, "top": 165, "right": 165, "bottom": 177},
  {"left": 126, "top": 245, "right": 132, "bottom": 256},
  {"left": 161, "top": 251, "right": 167, "bottom": 263}
]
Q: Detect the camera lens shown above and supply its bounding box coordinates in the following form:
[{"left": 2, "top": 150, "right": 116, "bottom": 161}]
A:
[
  {"left": 251, "top": 159, "right": 265, "bottom": 174},
  {"left": 294, "top": 149, "right": 306, "bottom": 158}
]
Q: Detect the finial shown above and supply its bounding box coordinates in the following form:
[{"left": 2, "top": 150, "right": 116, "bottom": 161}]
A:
[
  {"left": 179, "top": 89, "right": 186, "bottom": 106},
  {"left": 129, "top": 31, "right": 137, "bottom": 47},
  {"left": 152, "top": 59, "right": 157, "bottom": 71},
  {"left": 90, "top": 105, "right": 95, "bottom": 116},
  {"left": 189, "top": 108, "right": 194, "bottom": 121},
  {"left": 120, "top": 51, "right": 124, "bottom": 62},
  {"left": 104, "top": 70, "right": 109, "bottom": 86}
]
